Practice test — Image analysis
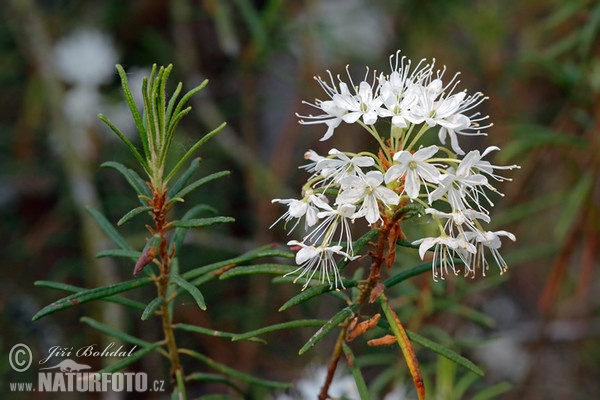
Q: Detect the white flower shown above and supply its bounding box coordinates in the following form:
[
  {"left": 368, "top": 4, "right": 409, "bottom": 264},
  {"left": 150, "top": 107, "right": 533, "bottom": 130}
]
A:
[
  {"left": 412, "top": 235, "right": 476, "bottom": 281},
  {"left": 300, "top": 150, "right": 326, "bottom": 176},
  {"left": 464, "top": 230, "right": 516, "bottom": 276},
  {"left": 337, "top": 171, "right": 400, "bottom": 224},
  {"left": 384, "top": 145, "right": 441, "bottom": 199},
  {"left": 466, "top": 146, "right": 520, "bottom": 182},
  {"left": 316, "top": 149, "right": 374, "bottom": 183},
  {"left": 271, "top": 195, "right": 324, "bottom": 232},
  {"left": 334, "top": 79, "right": 383, "bottom": 125},
  {"left": 285, "top": 241, "right": 355, "bottom": 290},
  {"left": 53, "top": 29, "right": 118, "bottom": 87},
  {"left": 306, "top": 202, "right": 356, "bottom": 255},
  {"left": 429, "top": 161, "right": 488, "bottom": 211}
]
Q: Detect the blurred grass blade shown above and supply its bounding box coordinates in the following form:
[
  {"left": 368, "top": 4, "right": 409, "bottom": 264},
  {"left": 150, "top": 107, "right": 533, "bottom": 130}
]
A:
[
  {"left": 406, "top": 329, "right": 485, "bottom": 376},
  {"left": 32, "top": 277, "right": 152, "bottom": 320},
  {"left": 342, "top": 343, "right": 370, "bottom": 400},
  {"left": 175, "top": 323, "right": 266, "bottom": 344},
  {"left": 167, "top": 157, "right": 201, "bottom": 198},
  {"left": 141, "top": 297, "right": 164, "bottom": 320},
  {"left": 35, "top": 281, "right": 146, "bottom": 310},
  {"left": 101, "top": 161, "right": 152, "bottom": 199},
  {"left": 99, "top": 343, "right": 163, "bottom": 374},
  {"left": 555, "top": 172, "right": 592, "bottom": 240},
  {"left": 172, "top": 216, "right": 235, "bottom": 229},
  {"left": 278, "top": 280, "right": 359, "bottom": 312},
  {"left": 80, "top": 316, "right": 155, "bottom": 349},
  {"left": 180, "top": 349, "right": 291, "bottom": 389},
  {"left": 232, "top": 319, "right": 328, "bottom": 342},
  {"left": 171, "top": 170, "right": 231, "bottom": 201},
  {"left": 219, "top": 264, "right": 295, "bottom": 280},
  {"left": 471, "top": 382, "right": 512, "bottom": 400},
  {"left": 86, "top": 206, "right": 134, "bottom": 251},
  {"left": 379, "top": 295, "right": 425, "bottom": 400},
  {"left": 299, "top": 304, "right": 358, "bottom": 355},
  {"left": 173, "top": 274, "right": 206, "bottom": 310},
  {"left": 117, "top": 206, "right": 153, "bottom": 226}
]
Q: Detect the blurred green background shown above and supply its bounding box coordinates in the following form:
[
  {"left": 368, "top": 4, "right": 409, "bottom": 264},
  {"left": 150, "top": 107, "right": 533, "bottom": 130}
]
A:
[{"left": 1, "top": 0, "right": 598, "bottom": 399}]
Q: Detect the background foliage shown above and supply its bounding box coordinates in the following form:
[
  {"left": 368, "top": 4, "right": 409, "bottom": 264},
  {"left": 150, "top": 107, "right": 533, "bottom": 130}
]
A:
[{"left": 1, "top": 0, "right": 598, "bottom": 399}]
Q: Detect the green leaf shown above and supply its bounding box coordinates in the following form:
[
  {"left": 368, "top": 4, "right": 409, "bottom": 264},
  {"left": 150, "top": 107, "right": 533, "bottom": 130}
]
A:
[
  {"left": 170, "top": 204, "right": 218, "bottom": 252},
  {"left": 180, "top": 349, "right": 290, "bottom": 389},
  {"left": 141, "top": 297, "right": 164, "bottom": 320},
  {"left": 35, "top": 281, "right": 146, "bottom": 310},
  {"left": 170, "top": 170, "right": 231, "bottom": 201},
  {"left": 174, "top": 323, "right": 266, "bottom": 344},
  {"left": 101, "top": 161, "right": 152, "bottom": 199},
  {"left": 278, "top": 280, "right": 359, "bottom": 312},
  {"left": 32, "top": 277, "right": 152, "bottom": 321},
  {"left": 219, "top": 264, "right": 295, "bottom": 280},
  {"left": 383, "top": 261, "right": 438, "bottom": 288},
  {"left": 406, "top": 330, "right": 485, "bottom": 376},
  {"left": 164, "top": 122, "right": 226, "bottom": 184},
  {"left": 172, "top": 274, "right": 206, "bottom": 310},
  {"left": 182, "top": 245, "right": 294, "bottom": 281},
  {"left": 231, "top": 319, "right": 328, "bottom": 342},
  {"left": 115, "top": 64, "right": 149, "bottom": 159},
  {"left": 117, "top": 206, "right": 153, "bottom": 226},
  {"left": 502, "top": 124, "right": 587, "bottom": 161},
  {"left": 167, "top": 157, "right": 201, "bottom": 199},
  {"left": 338, "top": 229, "right": 379, "bottom": 271},
  {"left": 86, "top": 207, "right": 134, "bottom": 251},
  {"left": 98, "top": 113, "right": 148, "bottom": 173},
  {"left": 172, "top": 216, "right": 235, "bottom": 229},
  {"left": 185, "top": 373, "right": 244, "bottom": 396},
  {"left": 80, "top": 316, "right": 156, "bottom": 349},
  {"left": 96, "top": 249, "right": 141, "bottom": 261},
  {"left": 99, "top": 343, "right": 163, "bottom": 374},
  {"left": 342, "top": 343, "right": 370, "bottom": 400},
  {"left": 298, "top": 304, "right": 358, "bottom": 355}
]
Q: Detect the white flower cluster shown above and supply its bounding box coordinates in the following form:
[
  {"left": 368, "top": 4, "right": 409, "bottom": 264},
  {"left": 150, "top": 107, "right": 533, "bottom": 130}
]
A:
[{"left": 273, "top": 51, "right": 518, "bottom": 288}]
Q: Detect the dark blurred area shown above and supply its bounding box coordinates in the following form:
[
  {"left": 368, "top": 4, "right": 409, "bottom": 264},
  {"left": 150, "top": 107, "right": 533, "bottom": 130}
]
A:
[{"left": 1, "top": 0, "right": 599, "bottom": 399}]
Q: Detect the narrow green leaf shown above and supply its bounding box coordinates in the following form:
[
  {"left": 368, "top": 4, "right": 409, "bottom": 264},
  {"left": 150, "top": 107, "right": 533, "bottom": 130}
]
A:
[
  {"left": 167, "top": 79, "right": 208, "bottom": 138},
  {"left": 232, "top": 319, "right": 328, "bottom": 342},
  {"left": 175, "top": 323, "right": 266, "bottom": 344},
  {"left": 101, "top": 160, "right": 151, "bottom": 198},
  {"left": 167, "top": 157, "right": 201, "bottom": 199},
  {"left": 170, "top": 204, "right": 218, "bottom": 253},
  {"left": 172, "top": 274, "right": 206, "bottom": 310},
  {"left": 98, "top": 114, "right": 149, "bottom": 172},
  {"left": 35, "top": 281, "right": 146, "bottom": 310},
  {"left": 80, "top": 316, "right": 155, "bottom": 349},
  {"left": 117, "top": 206, "right": 153, "bottom": 226},
  {"left": 298, "top": 305, "right": 358, "bottom": 355},
  {"left": 185, "top": 373, "right": 244, "bottom": 395},
  {"left": 171, "top": 170, "right": 231, "bottom": 201},
  {"left": 172, "top": 216, "right": 234, "bottom": 229},
  {"left": 141, "top": 297, "right": 164, "bottom": 320},
  {"left": 116, "top": 64, "right": 149, "bottom": 159},
  {"left": 182, "top": 245, "right": 294, "bottom": 281},
  {"left": 338, "top": 229, "right": 379, "bottom": 271},
  {"left": 342, "top": 343, "right": 370, "bottom": 400},
  {"left": 99, "top": 343, "right": 163, "bottom": 374},
  {"left": 96, "top": 249, "right": 141, "bottom": 261},
  {"left": 32, "top": 277, "right": 152, "bottom": 321},
  {"left": 278, "top": 280, "right": 359, "bottom": 312},
  {"left": 165, "top": 82, "right": 183, "bottom": 126},
  {"left": 219, "top": 264, "right": 295, "bottom": 280},
  {"left": 406, "top": 329, "right": 485, "bottom": 376},
  {"left": 164, "top": 122, "right": 226, "bottom": 184},
  {"left": 86, "top": 206, "right": 134, "bottom": 251},
  {"left": 383, "top": 262, "right": 438, "bottom": 289},
  {"left": 179, "top": 349, "right": 291, "bottom": 389}
]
